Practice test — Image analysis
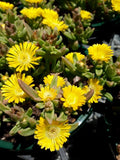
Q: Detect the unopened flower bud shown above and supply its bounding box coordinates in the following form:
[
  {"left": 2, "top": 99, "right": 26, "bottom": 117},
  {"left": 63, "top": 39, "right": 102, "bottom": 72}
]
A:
[
  {"left": 20, "top": 118, "right": 28, "bottom": 128},
  {"left": 117, "top": 69, "right": 120, "bottom": 75},
  {"left": 45, "top": 101, "right": 53, "bottom": 108}
]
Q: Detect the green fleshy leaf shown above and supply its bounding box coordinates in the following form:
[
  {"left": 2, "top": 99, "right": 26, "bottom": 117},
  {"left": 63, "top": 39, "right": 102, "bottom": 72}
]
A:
[
  {"left": 69, "top": 122, "right": 79, "bottom": 132},
  {"left": 55, "top": 36, "right": 63, "bottom": 45},
  {"left": 106, "top": 81, "right": 115, "bottom": 87},
  {"left": 73, "top": 53, "right": 78, "bottom": 64},
  {"left": 95, "top": 69, "right": 103, "bottom": 76},
  {"left": 18, "top": 79, "right": 40, "bottom": 102},
  {"left": 45, "top": 109, "right": 54, "bottom": 124},
  {"left": 62, "top": 56, "right": 76, "bottom": 71},
  {"left": 105, "top": 65, "right": 116, "bottom": 79},
  {"left": 28, "top": 118, "right": 36, "bottom": 129},
  {"left": 112, "top": 76, "right": 120, "bottom": 82},
  {"left": 25, "top": 107, "right": 33, "bottom": 117},
  {"left": 104, "top": 92, "right": 113, "bottom": 102},
  {"left": 63, "top": 31, "right": 76, "bottom": 40},
  {"left": 50, "top": 75, "right": 58, "bottom": 88},
  {"left": 56, "top": 112, "right": 68, "bottom": 122},
  {"left": 82, "top": 72, "right": 94, "bottom": 78},
  {"left": 0, "top": 102, "right": 11, "bottom": 112},
  {"left": 18, "top": 127, "right": 35, "bottom": 136},
  {"left": 36, "top": 102, "right": 45, "bottom": 109},
  {"left": 23, "top": 21, "right": 33, "bottom": 39},
  {"left": 10, "top": 122, "right": 21, "bottom": 135}
]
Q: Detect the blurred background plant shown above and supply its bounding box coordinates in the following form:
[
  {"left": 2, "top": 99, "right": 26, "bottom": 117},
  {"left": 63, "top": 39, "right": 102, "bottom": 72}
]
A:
[{"left": 54, "top": 0, "right": 119, "bottom": 22}]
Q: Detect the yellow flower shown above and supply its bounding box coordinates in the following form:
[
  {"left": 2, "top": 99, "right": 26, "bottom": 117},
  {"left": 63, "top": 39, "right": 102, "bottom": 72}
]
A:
[
  {"left": 41, "top": 8, "right": 68, "bottom": 32},
  {"left": 25, "top": 0, "right": 43, "bottom": 3},
  {"left": 6, "top": 42, "right": 42, "bottom": 73},
  {"left": 80, "top": 10, "right": 93, "bottom": 20},
  {"left": 20, "top": 7, "right": 43, "bottom": 19},
  {"left": 37, "top": 86, "right": 57, "bottom": 102},
  {"left": 83, "top": 79, "right": 103, "bottom": 103},
  {"left": 0, "top": 1, "right": 14, "bottom": 10},
  {"left": 61, "top": 85, "right": 86, "bottom": 111},
  {"left": 65, "top": 52, "right": 85, "bottom": 64},
  {"left": 1, "top": 73, "right": 34, "bottom": 103},
  {"left": 111, "top": 0, "right": 120, "bottom": 12},
  {"left": 34, "top": 117, "right": 71, "bottom": 151},
  {"left": 43, "top": 75, "right": 65, "bottom": 87},
  {"left": 42, "top": 8, "right": 59, "bottom": 19},
  {"left": 88, "top": 44, "right": 113, "bottom": 62},
  {"left": 42, "top": 18, "right": 68, "bottom": 32}
]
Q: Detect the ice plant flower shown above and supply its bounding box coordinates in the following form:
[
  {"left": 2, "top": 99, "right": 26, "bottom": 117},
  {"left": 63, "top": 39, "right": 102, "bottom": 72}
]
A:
[
  {"left": 88, "top": 44, "right": 113, "bottom": 62},
  {"left": 6, "top": 42, "right": 42, "bottom": 73},
  {"left": 65, "top": 52, "right": 85, "bottom": 64},
  {"left": 42, "top": 18, "right": 68, "bottom": 32},
  {"left": 20, "top": 7, "right": 43, "bottom": 19},
  {"left": 25, "top": 0, "right": 43, "bottom": 3},
  {"left": 41, "top": 9, "right": 68, "bottom": 32},
  {"left": 80, "top": 10, "right": 93, "bottom": 20},
  {"left": 34, "top": 117, "right": 71, "bottom": 151},
  {"left": 61, "top": 85, "right": 86, "bottom": 111},
  {"left": 43, "top": 75, "right": 65, "bottom": 87},
  {"left": 1, "top": 73, "right": 34, "bottom": 103},
  {"left": 84, "top": 79, "right": 103, "bottom": 103},
  {"left": 37, "top": 86, "right": 57, "bottom": 102},
  {"left": 111, "top": 0, "right": 120, "bottom": 12},
  {"left": 42, "top": 8, "right": 59, "bottom": 19},
  {"left": 0, "top": 1, "right": 14, "bottom": 10}
]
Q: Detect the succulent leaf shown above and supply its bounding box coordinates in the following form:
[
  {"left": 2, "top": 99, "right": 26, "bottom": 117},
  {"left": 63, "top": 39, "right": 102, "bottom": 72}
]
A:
[
  {"left": 18, "top": 127, "right": 35, "bottom": 136},
  {"left": 18, "top": 79, "right": 40, "bottom": 102}
]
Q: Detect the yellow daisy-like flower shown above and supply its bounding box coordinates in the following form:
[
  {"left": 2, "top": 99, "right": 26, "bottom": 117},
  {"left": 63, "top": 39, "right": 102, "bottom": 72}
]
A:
[
  {"left": 61, "top": 85, "right": 86, "bottom": 111},
  {"left": 111, "top": 0, "right": 120, "bottom": 12},
  {"left": 80, "top": 10, "right": 93, "bottom": 20},
  {"left": 83, "top": 79, "right": 103, "bottom": 103},
  {"left": 20, "top": 7, "right": 43, "bottom": 19},
  {"left": 6, "top": 42, "right": 42, "bottom": 73},
  {"left": 0, "top": 1, "right": 14, "bottom": 10},
  {"left": 25, "top": 0, "right": 43, "bottom": 3},
  {"left": 41, "top": 8, "right": 68, "bottom": 32},
  {"left": 43, "top": 75, "right": 65, "bottom": 87},
  {"left": 88, "top": 44, "right": 113, "bottom": 62},
  {"left": 1, "top": 73, "right": 34, "bottom": 103},
  {"left": 37, "top": 86, "right": 57, "bottom": 102},
  {"left": 42, "top": 8, "right": 59, "bottom": 20},
  {"left": 65, "top": 52, "right": 85, "bottom": 64},
  {"left": 42, "top": 18, "right": 68, "bottom": 32},
  {"left": 34, "top": 117, "right": 71, "bottom": 151}
]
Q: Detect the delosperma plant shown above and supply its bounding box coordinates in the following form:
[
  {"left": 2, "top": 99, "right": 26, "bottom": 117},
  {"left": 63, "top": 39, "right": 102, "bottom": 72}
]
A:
[{"left": 0, "top": 0, "right": 120, "bottom": 152}]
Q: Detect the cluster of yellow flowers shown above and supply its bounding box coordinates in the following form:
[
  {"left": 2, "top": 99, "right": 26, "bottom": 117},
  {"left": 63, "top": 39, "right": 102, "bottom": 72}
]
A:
[
  {"left": 1, "top": 41, "right": 113, "bottom": 151},
  {"left": 0, "top": 0, "right": 119, "bottom": 153},
  {"left": 20, "top": 7, "right": 68, "bottom": 31},
  {"left": 0, "top": 1, "right": 14, "bottom": 10}
]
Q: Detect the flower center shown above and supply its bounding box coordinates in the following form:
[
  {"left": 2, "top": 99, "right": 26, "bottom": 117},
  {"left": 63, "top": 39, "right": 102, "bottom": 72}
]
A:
[
  {"left": 43, "top": 91, "right": 52, "bottom": 99},
  {"left": 14, "top": 87, "right": 24, "bottom": 96},
  {"left": 67, "top": 93, "right": 77, "bottom": 105},
  {"left": 18, "top": 52, "right": 31, "bottom": 64},
  {"left": 46, "top": 126, "right": 59, "bottom": 139}
]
